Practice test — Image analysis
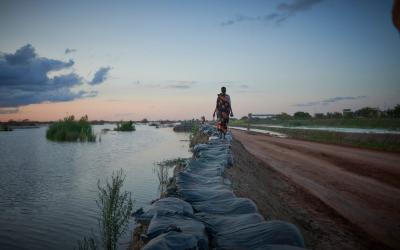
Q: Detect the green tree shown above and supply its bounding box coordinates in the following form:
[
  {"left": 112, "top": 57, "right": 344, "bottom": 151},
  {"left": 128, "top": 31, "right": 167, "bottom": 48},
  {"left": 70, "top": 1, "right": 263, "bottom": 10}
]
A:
[
  {"left": 355, "top": 107, "right": 380, "bottom": 118},
  {"left": 293, "top": 111, "right": 312, "bottom": 119}
]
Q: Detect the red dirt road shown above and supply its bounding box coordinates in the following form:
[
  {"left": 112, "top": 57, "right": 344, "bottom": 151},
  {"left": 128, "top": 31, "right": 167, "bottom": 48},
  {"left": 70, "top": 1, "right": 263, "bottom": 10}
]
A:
[{"left": 232, "top": 129, "right": 400, "bottom": 249}]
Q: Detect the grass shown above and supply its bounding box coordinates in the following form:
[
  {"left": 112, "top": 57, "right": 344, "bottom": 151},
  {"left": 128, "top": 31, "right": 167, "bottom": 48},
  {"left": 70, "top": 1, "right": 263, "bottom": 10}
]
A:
[
  {"left": 173, "top": 120, "right": 198, "bottom": 132},
  {"left": 46, "top": 115, "right": 96, "bottom": 142},
  {"left": 189, "top": 123, "right": 209, "bottom": 148},
  {"left": 154, "top": 158, "right": 187, "bottom": 197},
  {"left": 97, "top": 169, "right": 134, "bottom": 250},
  {"left": 0, "top": 124, "right": 12, "bottom": 131},
  {"left": 230, "top": 118, "right": 400, "bottom": 130},
  {"left": 77, "top": 169, "right": 134, "bottom": 250},
  {"left": 248, "top": 126, "right": 400, "bottom": 152},
  {"left": 114, "top": 121, "right": 135, "bottom": 131}
]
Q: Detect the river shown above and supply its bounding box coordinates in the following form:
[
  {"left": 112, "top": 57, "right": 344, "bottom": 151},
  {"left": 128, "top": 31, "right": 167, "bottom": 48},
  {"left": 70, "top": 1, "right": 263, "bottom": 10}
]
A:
[{"left": 0, "top": 124, "right": 191, "bottom": 250}]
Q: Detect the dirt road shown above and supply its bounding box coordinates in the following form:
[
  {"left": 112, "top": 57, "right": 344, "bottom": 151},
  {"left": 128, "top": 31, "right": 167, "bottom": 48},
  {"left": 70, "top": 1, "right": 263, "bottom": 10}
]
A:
[{"left": 229, "top": 129, "right": 400, "bottom": 250}]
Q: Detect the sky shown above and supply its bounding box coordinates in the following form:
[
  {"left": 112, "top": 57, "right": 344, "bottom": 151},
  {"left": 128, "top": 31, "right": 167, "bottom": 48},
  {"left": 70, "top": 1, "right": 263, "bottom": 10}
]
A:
[{"left": 0, "top": 0, "right": 399, "bottom": 121}]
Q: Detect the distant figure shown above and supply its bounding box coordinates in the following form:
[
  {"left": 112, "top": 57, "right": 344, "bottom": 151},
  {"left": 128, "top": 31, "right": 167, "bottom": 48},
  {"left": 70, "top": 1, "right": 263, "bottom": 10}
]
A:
[
  {"left": 201, "top": 116, "right": 206, "bottom": 124},
  {"left": 213, "top": 87, "right": 233, "bottom": 138}
]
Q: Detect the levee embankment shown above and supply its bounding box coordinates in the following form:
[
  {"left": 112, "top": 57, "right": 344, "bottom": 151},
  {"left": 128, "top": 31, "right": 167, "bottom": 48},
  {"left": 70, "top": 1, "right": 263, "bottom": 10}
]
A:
[{"left": 133, "top": 125, "right": 308, "bottom": 249}]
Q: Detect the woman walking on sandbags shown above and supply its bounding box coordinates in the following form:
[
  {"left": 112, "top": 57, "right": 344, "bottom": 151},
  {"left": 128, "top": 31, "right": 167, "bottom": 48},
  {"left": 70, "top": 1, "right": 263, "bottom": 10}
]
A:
[{"left": 213, "top": 87, "right": 233, "bottom": 138}]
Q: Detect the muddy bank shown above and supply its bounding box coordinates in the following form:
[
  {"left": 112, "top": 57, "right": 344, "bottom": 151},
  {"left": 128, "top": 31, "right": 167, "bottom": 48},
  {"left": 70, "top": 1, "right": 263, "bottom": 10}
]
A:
[{"left": 226, "top": 137, "right": 393, "bottom": 250}]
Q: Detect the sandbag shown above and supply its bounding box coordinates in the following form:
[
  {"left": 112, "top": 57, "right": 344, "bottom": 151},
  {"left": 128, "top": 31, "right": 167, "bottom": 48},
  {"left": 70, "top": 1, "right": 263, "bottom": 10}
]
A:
[
  {"left": 135, "top": 197, "right": 193, "bottom": 221},
  {"left": 142, "top": 231, "right": 207, "bottom": 250},
  {"left": 146, "top": 211, "right": 208, "bottom": 248},
  {"left": 191, "top": 197, "right": 258, "bottom": 215},
  {"left": 215, "top": 220, "right": 305, "bottom": 249}
]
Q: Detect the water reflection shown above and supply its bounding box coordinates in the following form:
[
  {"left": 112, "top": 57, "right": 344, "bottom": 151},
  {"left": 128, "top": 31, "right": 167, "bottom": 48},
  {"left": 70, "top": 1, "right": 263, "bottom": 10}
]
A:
[{"left": 0, "top": 124, "right": 191, "bottom": 250}]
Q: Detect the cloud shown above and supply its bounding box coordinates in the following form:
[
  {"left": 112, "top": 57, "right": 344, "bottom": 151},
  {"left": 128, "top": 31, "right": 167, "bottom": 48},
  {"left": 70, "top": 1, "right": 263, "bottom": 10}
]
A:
[
  {"left": 165, "top": 80, "right": 197, "bottom": 89},
  {"left": 65, "top": 48, "right": 77, "bottom": 54},
  {"left": 90, "top": 66, "right": 111, "bottom": 85},
  {"left": 278, "top": 0, "right": 322, "bottom": 12},
  {"left": 0, "top": 107, "right": 19, "bottom": 114},
  {"left": 294, "top": 96, "right": 367, "bottom": 107},
  {"left": 132, "top": 80, "right": 197, "bottom": 89},
  {"left": 221, "top": 0, "right": 323, "bottom": 26},
  {"left": 0, "top": 44, "right": 107, "bottom": 109}
]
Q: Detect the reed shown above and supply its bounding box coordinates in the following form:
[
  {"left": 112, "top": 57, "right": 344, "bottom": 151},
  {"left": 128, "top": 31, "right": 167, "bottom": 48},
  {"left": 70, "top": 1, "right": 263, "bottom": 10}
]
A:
[
  {"left": 97, "top": 169, "right": 134, "bottom": 250},
  {"left": 46, "top": 115, "right": 96, "bottom": 142},
  {"left": 77, "top": 169, "right": 133, "bottom": 250},
  {"left": 114, "top": 121, "right": 135, "bottom": 131}
]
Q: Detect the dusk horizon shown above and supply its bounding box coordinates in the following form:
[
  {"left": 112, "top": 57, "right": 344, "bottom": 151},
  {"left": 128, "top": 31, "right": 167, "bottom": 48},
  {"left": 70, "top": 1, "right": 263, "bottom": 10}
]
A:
[
  {"left": 1, "top": 0, "right": 399, "bottom": 121},
  {"left": 1, "top": 1, "right": 400, "bottom": 250}
]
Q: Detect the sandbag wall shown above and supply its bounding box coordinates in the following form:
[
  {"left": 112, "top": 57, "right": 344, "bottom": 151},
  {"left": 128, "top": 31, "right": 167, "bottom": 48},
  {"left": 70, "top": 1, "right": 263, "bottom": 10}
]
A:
[{"left": 138, "top": 124, "right": 308, "bottom": 250}]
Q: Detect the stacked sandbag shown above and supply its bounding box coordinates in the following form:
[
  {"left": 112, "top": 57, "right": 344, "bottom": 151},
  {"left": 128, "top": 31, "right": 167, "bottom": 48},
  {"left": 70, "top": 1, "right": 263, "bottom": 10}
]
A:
[{"left": 140, "top": 124, "right": 307, "bottom": 250}]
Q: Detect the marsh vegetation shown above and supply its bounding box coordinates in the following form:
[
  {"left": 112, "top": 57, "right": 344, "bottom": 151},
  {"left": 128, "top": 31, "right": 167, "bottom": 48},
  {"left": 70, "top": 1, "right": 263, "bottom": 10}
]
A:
[
  {"left": 154, "top": 158, "right": 186, "bottom": 197},
  {"left": 46, "top": 115, "right": 96, "bottom": 142},
  {"left": 114, "top": 121, "right": 135, "bottom": 131},
  {"left": 77, "top": 169, "right": 133, "bottom": 250}
]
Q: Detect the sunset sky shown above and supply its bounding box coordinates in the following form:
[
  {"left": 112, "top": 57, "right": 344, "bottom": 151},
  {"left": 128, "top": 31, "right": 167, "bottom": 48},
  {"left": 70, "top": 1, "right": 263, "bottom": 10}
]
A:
[{"left": 0, "top": 0, "right": 399, "bottom": 121}]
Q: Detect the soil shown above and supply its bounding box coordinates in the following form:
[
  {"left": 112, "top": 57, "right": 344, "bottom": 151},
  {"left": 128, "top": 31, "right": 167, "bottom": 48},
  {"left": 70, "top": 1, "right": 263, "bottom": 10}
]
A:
[{"left": 226, "top": 129, "right": 400, "bottom": 250}]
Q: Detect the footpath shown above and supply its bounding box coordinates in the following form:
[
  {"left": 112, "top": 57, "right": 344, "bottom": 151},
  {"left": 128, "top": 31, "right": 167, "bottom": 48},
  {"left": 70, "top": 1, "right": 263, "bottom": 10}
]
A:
[{"left": 135, "top": 124, "right": 308, "bottom": 250}]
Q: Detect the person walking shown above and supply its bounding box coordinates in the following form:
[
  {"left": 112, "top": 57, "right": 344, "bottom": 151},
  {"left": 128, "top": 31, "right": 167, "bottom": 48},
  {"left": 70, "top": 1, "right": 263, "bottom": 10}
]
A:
[{"left": 213, "top": 87, "right": 233, "bottom": 138}]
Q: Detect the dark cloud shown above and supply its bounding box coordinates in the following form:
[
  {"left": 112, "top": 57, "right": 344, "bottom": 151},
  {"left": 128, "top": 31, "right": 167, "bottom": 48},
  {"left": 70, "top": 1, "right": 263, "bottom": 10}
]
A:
[
  {"left": 90, "top": 66, "right": 111, "bottom": 85},
  {"left": 221, "top": 0, "right": 323, "bottom": 26},
  {"left": 294, "top": 96, "right": 367, "bottom": 107},
  {"left": 0, "top": 44, "right": 107, "bottom": 108},
  {"left": 65, "top": 48, "right": 77, "bottom": 54},
  {"left": 278, "top": 0, "right": 322, "bottom": 12}
]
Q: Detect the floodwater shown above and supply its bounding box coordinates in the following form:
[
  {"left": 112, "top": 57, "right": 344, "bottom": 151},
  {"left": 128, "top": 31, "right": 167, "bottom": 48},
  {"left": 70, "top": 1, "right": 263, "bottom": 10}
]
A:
[{"left": 0, "top": 124, "right": 191, "bottom": 250}]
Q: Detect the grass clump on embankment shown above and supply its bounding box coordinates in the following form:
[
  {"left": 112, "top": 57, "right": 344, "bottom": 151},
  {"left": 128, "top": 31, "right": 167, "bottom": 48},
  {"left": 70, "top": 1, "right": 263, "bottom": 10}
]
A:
[
  {"left": 114, "top": 121, "right": 135, "bottom": 131},
  {"left": 257, "top": 126, "right": 400, "bottom": 152},
  {"left": 189, "top": 123, "right": 208, "bottom": 148},
  {"left": 46, "top": 115, "right": 96, "bottom": 142}
]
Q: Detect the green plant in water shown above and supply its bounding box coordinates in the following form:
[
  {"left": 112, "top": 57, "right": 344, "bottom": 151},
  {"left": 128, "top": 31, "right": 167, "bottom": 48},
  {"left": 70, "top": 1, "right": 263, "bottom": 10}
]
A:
[
  {"left": 114, "top": 120, "right": 135, "bottom": 131},
  {"left": 97, "top": 169, "right": 133, "bottom": 250},
  {"left": 46, "top": 115, "right": 96, "bottom": 142}
]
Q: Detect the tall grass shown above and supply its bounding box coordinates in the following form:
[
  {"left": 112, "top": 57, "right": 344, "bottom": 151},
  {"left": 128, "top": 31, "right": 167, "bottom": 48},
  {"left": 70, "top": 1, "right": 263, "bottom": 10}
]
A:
[
  {"left": 97, "top": 169, "right": 133, "bottom": 250},
  {"left": 46, "top": 115, "right": 96, "bottom": 142},
  {"left": 77, "top": 169, "right": 133, "bottom": 250},
  {"left": 114, "top": 121, "right": 135, "bottom": 131},
  {"left": 154, "top": 158, "right": 186, "bottom": 197}
]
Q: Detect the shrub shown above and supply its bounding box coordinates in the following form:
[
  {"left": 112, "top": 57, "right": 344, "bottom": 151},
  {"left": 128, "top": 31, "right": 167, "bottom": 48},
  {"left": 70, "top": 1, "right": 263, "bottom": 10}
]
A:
[
  {"left": 77, "top": 170, "right": 134, "bottom": 250},
  {"left": 97, "top": 169, "right": 133, "bottom": 250},
  {"left": 114, "top": 121, "right": 135, "bottom": 131},
  {"left": 46, "top": 115, "right": 96, "bottom": 142}
]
